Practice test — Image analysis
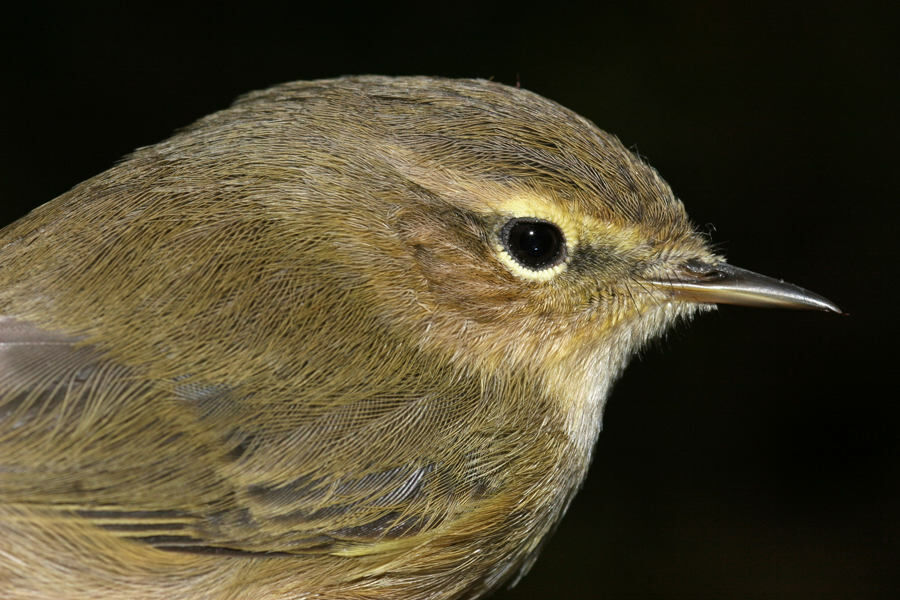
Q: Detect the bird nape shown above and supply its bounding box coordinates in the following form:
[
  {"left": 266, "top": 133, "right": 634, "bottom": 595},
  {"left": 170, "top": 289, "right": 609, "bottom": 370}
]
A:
[{"left": 0, "top": 76, "right": 838, "bottom": 600}]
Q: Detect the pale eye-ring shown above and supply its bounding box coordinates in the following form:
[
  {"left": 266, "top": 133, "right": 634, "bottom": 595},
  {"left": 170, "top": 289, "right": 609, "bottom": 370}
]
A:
[{"left": 500, "top": 218, "right": 567, "bottom": 271}]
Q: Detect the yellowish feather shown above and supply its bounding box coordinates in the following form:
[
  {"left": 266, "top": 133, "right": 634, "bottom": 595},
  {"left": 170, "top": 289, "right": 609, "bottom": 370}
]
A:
[{"left": 0, "top": 76, "right": 835, "bottom": 599}]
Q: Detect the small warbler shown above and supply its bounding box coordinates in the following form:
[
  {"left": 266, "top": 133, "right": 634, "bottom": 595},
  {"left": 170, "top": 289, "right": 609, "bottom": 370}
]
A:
[{"left": 0, "top": 76, "right": 838, "bottom": 599}]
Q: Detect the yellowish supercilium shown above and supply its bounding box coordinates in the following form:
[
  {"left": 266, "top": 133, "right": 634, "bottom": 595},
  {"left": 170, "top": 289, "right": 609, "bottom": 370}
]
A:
[{"left": 0, "top": 76, "right": 838, "bottom": 599}]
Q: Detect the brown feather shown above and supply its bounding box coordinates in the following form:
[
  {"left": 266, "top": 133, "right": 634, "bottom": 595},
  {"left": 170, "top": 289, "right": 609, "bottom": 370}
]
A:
[{"left": 0, "top": 76, "right": 718, "bottom": 599}]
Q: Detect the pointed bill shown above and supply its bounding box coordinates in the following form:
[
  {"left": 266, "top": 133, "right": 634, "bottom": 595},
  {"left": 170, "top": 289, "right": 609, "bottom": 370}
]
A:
[{"left": 645, "top": 260, "right": 841, "bottom": 313}]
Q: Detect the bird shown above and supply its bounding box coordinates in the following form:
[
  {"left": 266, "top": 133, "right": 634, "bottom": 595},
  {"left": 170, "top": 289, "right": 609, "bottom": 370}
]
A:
[{"left": 0, "top": 76, "right": 839, "bottom": 599}]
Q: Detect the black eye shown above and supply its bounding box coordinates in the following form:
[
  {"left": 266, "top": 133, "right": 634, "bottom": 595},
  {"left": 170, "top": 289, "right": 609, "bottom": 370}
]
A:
[{"left": 500, "top": 218, "right": 567, "bottom": 270}]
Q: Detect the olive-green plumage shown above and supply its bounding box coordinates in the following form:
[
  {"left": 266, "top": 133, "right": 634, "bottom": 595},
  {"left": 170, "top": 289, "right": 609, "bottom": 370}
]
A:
[{"left": 0, "top": 76, "right": 836, "bottom": 599}]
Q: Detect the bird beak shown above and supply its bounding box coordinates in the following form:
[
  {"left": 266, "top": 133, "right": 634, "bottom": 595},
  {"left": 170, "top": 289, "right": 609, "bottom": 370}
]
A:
[{"left": 645, "top": 259, "right": 841, "bottom": 313}]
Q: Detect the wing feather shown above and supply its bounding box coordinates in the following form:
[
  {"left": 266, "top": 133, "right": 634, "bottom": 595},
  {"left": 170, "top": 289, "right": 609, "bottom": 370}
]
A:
[{"left": 0, "top": 317, "right": 486, "bottom": 556}]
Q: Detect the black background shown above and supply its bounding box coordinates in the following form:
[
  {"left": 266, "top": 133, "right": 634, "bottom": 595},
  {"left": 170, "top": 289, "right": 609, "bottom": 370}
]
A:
[{"left": 2, "top": 3, "right": 896, "bottom": 598}]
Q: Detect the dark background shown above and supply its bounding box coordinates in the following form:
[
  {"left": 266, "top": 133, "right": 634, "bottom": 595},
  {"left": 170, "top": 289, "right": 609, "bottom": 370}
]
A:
[{"left": 2, "top": 3, "right": 896, "bottom": 598}]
